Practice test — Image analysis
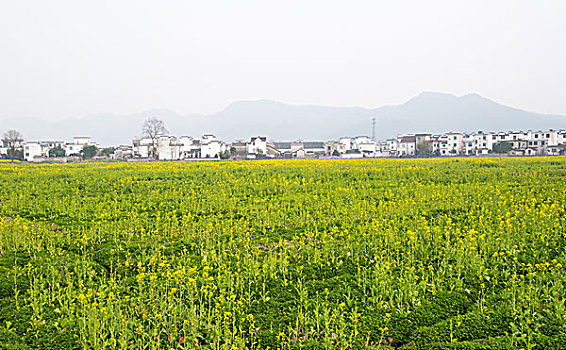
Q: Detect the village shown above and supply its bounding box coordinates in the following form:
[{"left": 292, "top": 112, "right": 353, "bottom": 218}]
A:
[{"left": 2, "top": 127, "right": 566, "bottom": 163}]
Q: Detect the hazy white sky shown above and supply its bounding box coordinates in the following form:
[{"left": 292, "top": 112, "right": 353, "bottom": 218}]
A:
[{"left": 1, "top": 0, "right": 565, "bottom": 120}]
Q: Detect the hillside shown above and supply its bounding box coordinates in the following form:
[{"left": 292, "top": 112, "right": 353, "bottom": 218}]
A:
[{"left": 1, "top": 92, "right": 565, "bottom": 146}]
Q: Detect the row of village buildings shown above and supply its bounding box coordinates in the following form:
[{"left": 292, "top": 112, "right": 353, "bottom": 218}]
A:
[{"left": 4, "top": 129, "right": 566, "bottom": 162}]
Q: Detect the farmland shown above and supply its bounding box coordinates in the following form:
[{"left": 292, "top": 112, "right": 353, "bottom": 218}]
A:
[{"left": 0, "top": 158, "right": 565, "bottom": 349}]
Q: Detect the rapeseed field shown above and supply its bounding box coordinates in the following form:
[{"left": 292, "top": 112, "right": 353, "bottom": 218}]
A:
[{"left": 0, "top": 158, "right": 565, "bottom": 349}]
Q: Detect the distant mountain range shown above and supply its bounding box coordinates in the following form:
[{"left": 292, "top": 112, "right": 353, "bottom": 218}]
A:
[{"left": 1, "top": 92, "right": 566, "bottom": 146}]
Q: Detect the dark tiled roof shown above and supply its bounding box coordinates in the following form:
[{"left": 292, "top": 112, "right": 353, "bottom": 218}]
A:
[
  {"left": 272, "top": 142, "right": 292, "bottom": 149},
  {"left": 400, "top": 136, "right": 416, "bottom": 143},
  {"left": 303, "top": 142, "right": 325, "bottom": 149}
]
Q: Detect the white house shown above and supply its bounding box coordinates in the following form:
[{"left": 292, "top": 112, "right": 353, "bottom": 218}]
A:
[
  {"left": 338, "top": 137, "right": 353, "bottom": 151},
  {"left": 398, "top": 136, "right": 416, "bottom": 156},
  {"left": 201, "top": 134, "right": 225, "bottom": 158},
  {"left": 528, "top": 130, "right": 558, "bottom": 147},
  {"left": 357, "top": 141, "right": 377, "bottom": 155},
  {"left": 179, "top": 136, "right": 201, "bottom": 159},
  {"left": 23, "top": 141, "right": 64, "bottom": 161},
  {"left": 112, "top": 145, "right": 134, "bottom": 160},
  {"left": 463, "top": 132, "right": 492, "bottom": 155},
  {"left": 132, "top": 137, "right": 152, "bottom": 158},
  {"left": 23, "top": 142, "right": 43, "bottom": 161},
  {"left": 157, "top": 136, "right": 183, "bottom": 160},
  {"left": 353, "top": 136, "right": 377, "bottom": 156},
  {"left": 341, "top": 149, "right": 363, "bottom": 159},
  {"left": 444, "top": 132, "right": 464, "bottom": 154},
  {"left": 302, "top": 142, "right": 325, "bottom": 156},
  {"left": 180, "top": 136, "right": 201, "bottom": 158},
  {"left": 324, "top": 141, "right": 347, "bottom": 156},
  {"left": 432, "top": 136, "right": 450, "bottom": 155},
  {"left": 247, "top": 137, "right": 267, "bottom": 155},
  {"left": 65, "top": 137, "right": 96, "bottom": 156},
  {"left": 383, "top": 139, "right": 398, "bottom": 156},
  {"left": 353, "top": 136, "right": 372, "bottom": 145}
]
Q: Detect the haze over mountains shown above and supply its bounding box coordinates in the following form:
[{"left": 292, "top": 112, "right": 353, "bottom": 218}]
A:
[{"left": 2, "top": 92, "right": 566, "bottom": 147}]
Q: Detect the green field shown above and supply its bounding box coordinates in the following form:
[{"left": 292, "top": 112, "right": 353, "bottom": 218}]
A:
[{"left": 0, "top": 158, "right": 565, "bottom": 349}]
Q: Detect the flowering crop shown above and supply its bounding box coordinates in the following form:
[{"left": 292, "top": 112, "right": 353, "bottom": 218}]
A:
[{"left": 0, "top": 157, "right": 565, "bottom": 349}]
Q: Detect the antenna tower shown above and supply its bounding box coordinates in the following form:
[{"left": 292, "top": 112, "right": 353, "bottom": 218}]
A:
[{"left": 372, "top": 117, "right": 376, "bottom": 140}]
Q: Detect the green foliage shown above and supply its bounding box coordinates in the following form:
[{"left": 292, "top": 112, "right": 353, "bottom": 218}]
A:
[
  {"left": 80, "top": 145, "right": 98, "bottom": 159},
  {"left": 48, "top": 146, "right": 65, "bottom": 158},
  {"left": 219, "top": 150, "right": 232, "bottom": 159},
  {"left": 389, "top": 291, "right": 474, "bottom": 344},
  {"left": 100, "top": 147, "right": 115, "bottom": 157},
  {"left": 5, "top": 149, "right": 24, "bottom": 161},
  {"left": 492, "top": 141, "right": 513, "bottom": 154},
  {"left": 413, "top": 307, "right": 513, "bottom": 345},
  {"left": 416, "top": 140, "right": 433, "bottom": 156}
]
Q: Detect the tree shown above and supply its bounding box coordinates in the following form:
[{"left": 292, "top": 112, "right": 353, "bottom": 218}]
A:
[
  {"left": 219, "top": 150, "right": 231, "bottom": 159},
  {"left": 2, "top": 129, "right": 24, "bottom": 160},
  {"left": 81, "top": 145, "right": 98, "bottom": 159},
  {"left": 100, "top": 147, "right": 115, "bottom": 157},
  {"left": 49, "top": 145, "right": 66, "bottom": 157},
  {"left": 332, "top": 150, "right": 341, "bottom": 157},
  {"left": 142, "top": 117, "right": 168, "bottom": 159},
  {"left": 416, "top": 140, "right": 433, "bottom": 156},
  {"left": 492, "top": 141, "right": 512, "bottom": 154}
]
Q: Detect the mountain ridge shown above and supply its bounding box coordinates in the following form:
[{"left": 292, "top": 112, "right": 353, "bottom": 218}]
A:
[{"left": 1, "top": 92, "right": 565, "bottom": 146}]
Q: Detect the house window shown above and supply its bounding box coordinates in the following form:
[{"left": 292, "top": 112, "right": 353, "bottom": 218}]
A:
[{"left": 535, "top": 134, "right": 539, "bottom": 138}]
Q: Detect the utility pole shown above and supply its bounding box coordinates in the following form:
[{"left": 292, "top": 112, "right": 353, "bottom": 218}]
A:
[{"left": 372, "top": 117, "right": 376, "bottom": 141}]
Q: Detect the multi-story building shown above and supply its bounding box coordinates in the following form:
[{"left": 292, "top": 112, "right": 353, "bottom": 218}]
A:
[{"left": 398, "top": 136, "right": 416, "bottom": 156}]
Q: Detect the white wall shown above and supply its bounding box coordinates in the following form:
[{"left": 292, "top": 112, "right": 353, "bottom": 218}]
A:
[{"left": 24, "top": 143, "right": 42, "bottom": 161}]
